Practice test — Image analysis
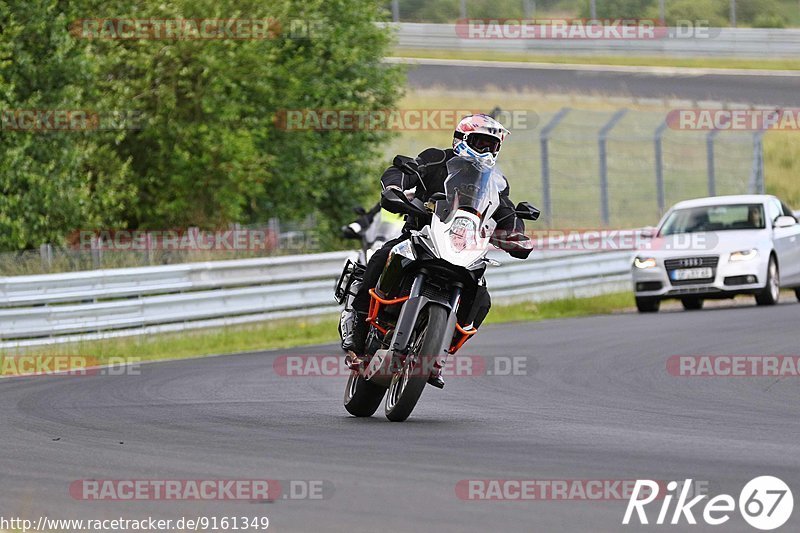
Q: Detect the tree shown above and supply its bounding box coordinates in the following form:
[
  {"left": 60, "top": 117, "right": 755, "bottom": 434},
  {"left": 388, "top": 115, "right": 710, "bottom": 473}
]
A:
[
  {"left": 0, "top": 0, "right": 134, "bottom": 249},
  {"left": 0, "top": 0, "right": 403, "bottom": 250},
  {"left": 579, "top": 0, "right": 656, "bottom": 19}
]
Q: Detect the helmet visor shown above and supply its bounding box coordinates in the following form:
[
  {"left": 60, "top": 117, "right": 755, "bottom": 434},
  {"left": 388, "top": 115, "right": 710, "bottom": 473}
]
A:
[{"left": 466, "top": 133, "right": 501, "bottom": 154}]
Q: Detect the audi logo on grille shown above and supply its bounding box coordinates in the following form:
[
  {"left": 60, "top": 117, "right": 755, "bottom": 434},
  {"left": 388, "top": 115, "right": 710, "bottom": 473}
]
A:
[{"left": 679, "top": 258, "right": 703, "bottom": 267}]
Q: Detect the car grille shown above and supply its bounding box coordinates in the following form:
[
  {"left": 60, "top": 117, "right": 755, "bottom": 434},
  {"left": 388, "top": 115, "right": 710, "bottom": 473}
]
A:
[
  {"left": 666, "top": 287, "right": 723, "bottom": 295},
  {"left": 664, "top": 256, "right": 719, "bottom": 286}
]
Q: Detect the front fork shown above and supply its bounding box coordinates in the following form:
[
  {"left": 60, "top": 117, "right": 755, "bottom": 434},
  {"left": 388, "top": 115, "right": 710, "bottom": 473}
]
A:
[{"left": 364, "top": 273, "right": 461, "bottom": 385}]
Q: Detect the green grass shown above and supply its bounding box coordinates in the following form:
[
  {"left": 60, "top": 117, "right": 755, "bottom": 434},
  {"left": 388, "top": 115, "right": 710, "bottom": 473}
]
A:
[
  {"left": 392, "top": 48, "right": 800, "bottom": 71},
  {"left": 0, "top": 292, "right": 635, "bottom": 372},
  {"left": 484, "top": 292, "right": 634, "bottom": 324}
]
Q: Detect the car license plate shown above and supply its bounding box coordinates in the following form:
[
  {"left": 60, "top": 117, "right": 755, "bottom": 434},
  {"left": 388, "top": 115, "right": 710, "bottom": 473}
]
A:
[{"left": 670, "top": 267, "right": 712, "bottom": 281}]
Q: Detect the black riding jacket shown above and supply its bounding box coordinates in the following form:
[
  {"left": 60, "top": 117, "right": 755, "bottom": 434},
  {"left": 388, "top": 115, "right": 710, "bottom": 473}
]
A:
[{"left": 380, "top": 148, "right": 525, "bottom": 235}]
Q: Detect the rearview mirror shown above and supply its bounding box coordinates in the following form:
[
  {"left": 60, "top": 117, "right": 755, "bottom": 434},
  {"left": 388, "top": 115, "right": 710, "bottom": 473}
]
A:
[
  {"left": 515, "top": 201, "right": 540, "bottom": 221},
  {"left": 774, "top": 215, "right": 797, "bottom": 229}
]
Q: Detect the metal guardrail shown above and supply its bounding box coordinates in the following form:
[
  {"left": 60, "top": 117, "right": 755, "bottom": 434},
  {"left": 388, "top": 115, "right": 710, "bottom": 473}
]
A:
[
  {"left": 392, "top": 23, "right": 800, "bottom": 58},
  {"left": 0, "top": 246, "right": 635, "bottom": 348}
]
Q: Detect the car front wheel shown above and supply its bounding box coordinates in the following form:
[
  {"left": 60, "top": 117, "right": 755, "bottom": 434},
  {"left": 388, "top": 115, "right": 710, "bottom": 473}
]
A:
[
  {"left": 636, "top": 297, "right": 660, "bottom": 313},
  {"left": 755, "top": 256, "right": 779, "bottom": 306},
  {"left": 681, "top": 297, "right": 703, "bottom": 311}
]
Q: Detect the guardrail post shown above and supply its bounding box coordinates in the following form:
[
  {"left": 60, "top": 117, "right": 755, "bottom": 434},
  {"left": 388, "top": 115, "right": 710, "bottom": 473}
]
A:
[
  {"left": 706, "top": 130, "right": 718, "bottom": 196},
  {"left": 654, "top": 120, "right": 668, "bottom": 216},
  {"left": 539, "top": 107, "right": 570, "bottom": 227},
  {"left": 391, "top": 0, "right": 399, "bottom": 22},
  {"left": 460, "top": 0, "right": 467, "bottom": 18},
  {"left": 598, "top": 108, "right": 628, "bottom": 226}
]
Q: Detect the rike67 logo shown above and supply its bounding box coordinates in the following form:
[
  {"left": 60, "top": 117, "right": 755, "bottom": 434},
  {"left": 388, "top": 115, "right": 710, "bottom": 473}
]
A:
[{"left": 623, "top": 477, "right": 793, "bottom": 530}]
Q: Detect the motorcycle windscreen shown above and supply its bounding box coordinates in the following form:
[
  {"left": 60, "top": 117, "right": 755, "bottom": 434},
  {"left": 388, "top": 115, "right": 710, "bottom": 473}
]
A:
[{"left": 442, "top": 158, "right": 503, "bottom": 221}]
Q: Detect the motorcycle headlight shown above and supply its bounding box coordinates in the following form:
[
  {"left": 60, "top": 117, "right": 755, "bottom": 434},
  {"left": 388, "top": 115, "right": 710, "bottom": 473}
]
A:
[
  {"left": 729, "top": 249, "right": 758, "bottom": 262},
  {"left": 634, "top": 256, "right": 657, "bottom": 269},
  {"left": 449, "top": 217, "right": 477, "bottom": 253}
]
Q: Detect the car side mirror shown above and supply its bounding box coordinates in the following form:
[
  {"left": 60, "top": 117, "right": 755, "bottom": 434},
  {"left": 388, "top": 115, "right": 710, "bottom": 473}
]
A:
[
  {"left": 639, "top": 226, "right": 657, "bottom": 239},
  {"left": 515, "top": 201, "right": 540, "bottom": 221},
  {"left": 774, "top": 215, "right": 797, "bottom": 229}
]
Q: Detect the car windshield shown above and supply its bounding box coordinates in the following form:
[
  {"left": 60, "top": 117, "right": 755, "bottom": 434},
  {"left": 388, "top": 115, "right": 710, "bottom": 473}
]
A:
[{"left": 659, "top": 204, "right": 766, "bottom": 236}]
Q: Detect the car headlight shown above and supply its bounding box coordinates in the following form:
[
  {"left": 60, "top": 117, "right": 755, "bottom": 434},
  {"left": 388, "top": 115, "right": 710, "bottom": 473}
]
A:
[
  {"left": 634, "top": 257, "right": 657, "bottom": 269},
  {"left": 729, "top": 249, "right": 758, "bottom": 262},
  {"left": 449, "top": 217, "right": 476, "bottom": 253}
]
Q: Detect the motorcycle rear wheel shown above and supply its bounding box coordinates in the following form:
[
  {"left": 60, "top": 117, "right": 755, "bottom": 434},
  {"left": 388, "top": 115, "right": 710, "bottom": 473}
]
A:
[{"left": 344, "top": 369, "right": 386, "bottom": 417}]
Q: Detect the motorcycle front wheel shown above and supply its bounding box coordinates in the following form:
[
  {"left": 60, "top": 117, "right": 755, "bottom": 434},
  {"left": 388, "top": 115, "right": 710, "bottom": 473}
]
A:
[{"left": 385, "top": 304, "right": 448, "bottom": 422}]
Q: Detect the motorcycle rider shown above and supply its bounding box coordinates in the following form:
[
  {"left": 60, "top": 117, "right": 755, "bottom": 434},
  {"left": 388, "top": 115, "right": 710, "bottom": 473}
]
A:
[{"left": 342, "top": 114, "right": 534, "bottom": 386}]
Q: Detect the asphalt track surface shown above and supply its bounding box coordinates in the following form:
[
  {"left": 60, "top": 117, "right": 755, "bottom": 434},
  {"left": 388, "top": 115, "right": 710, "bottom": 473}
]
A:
[
  {"left": 2, "top": 299, "right": 800, "bottom": 532},
  {"left": 406, "top": 63, "right": 800, "bottom": 107}
]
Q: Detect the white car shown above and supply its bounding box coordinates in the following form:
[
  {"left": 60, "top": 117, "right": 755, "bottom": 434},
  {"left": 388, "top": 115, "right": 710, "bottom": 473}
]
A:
[{"left": 632, "top": 195, "right": 800, "bottom": 312}]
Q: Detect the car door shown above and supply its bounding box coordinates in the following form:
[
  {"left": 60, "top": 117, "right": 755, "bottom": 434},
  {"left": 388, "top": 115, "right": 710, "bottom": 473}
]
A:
[
  {"left": 769, "top": 198, "right": 799, "bottom": 286},
  {"left": 779, "top": 200, "right": 800, "bottom": 285}
]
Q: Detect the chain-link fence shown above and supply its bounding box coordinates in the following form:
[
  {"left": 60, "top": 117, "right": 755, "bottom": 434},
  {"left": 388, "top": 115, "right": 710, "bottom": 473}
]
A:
[
  {"left": 0, "top": 219, "right": 319, "bottom": 276},
  {"left": 391, "top": 107, "right": 765, "bottom": 229},
  {"left": 3, "top": 108, "right": 766, "bottom": 275}
]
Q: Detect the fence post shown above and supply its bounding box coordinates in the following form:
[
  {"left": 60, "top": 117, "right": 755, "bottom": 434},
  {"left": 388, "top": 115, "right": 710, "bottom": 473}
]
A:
[
  {"left": 523, "top": 0, "right": 535, "bottom": 18},
  {"left": 598, "top": 109, "right": 628, "bottom": 226},
  {"left": 91, "top": 235, "right": 102, "bottom": 269},
  {"left": 539, "top": 107, "right": 570, "bottom": 227},
  {"left": 391, "top": 0, "right": 399, "bottom": 22},
  {"left": 460, "top": 0, "right": 467, "bottom": 19},
  {"left": 40, "top": 243, "right": 53, "bottom": 272},
  {"left": 654, "top": 120, "right": 668, "bottom": 216},
  {"left": 706, "top": 130, "right": 718, "bottom": 196},
  {"left": 749, "top": 131, "right": 766, "bottom": 194}
]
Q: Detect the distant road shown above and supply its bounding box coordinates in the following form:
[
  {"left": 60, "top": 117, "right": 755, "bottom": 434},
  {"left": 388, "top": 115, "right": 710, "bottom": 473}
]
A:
[{"left": 398, "top": 58, "right": 800, "bottom": 106}]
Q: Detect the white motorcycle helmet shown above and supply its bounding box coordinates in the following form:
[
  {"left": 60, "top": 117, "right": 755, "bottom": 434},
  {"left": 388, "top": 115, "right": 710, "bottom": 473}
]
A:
[{"left": 452, "top": 114, "right": 510, "bottom": 169}]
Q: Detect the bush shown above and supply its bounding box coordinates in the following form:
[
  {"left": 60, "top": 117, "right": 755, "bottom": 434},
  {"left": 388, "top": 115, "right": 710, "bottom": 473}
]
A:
[
  {"left": 578, "top": 0, "right": 656, "bottom": 19},
  {"left": 653, "top": 0, "right": 728, "bottom": 27},
  {"left": 0, "top": 0, "right": 403, "bottom": 250}
]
